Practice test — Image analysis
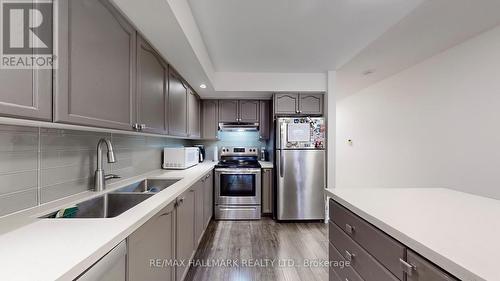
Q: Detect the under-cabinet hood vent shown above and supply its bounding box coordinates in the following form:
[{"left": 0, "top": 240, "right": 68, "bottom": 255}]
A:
[{"left": 218, "top": 122, "right": 259, "bottom": 132}]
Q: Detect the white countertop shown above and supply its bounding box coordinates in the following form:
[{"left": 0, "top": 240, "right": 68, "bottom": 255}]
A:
[
  {"left": 325, "top": 188, "right": 500, "bottom": 281},
  {"left": 0, "top": 162, "right": 216, "bottom": 281},
  {"left": 259, "top": 161, "right": 274, "bottom": 169}
]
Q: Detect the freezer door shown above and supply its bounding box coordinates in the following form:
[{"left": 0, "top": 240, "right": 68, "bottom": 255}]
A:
[
  {"left": 276, "top": 117, "right": 325, "bottom": 150},
  {"left": 276, "top": 149, "right": 325, "bottom": 220}
]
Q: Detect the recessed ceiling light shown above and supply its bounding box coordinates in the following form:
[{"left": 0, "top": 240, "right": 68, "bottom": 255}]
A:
[
  {"left": 362, "top": 69, "right": 376, "bottom": 76},
  {"left": 199, "top": 84, "right": 207, "bottom": 89}
]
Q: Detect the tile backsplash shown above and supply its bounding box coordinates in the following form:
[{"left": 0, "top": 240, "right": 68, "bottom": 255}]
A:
[
  {"left": 0, "top": 125, "right": 188, "bottom": 217},
  {"left": 194, "top": 131, "right": 270, "bottom": 161}
]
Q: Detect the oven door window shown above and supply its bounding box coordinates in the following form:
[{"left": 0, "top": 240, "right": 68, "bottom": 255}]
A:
[{"left": 220, "top": 174, "right": 256, "bottom": 197}]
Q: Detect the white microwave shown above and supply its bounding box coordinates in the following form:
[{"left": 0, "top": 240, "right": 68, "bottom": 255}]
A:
[{"left": 162, "top": 147, "right": 199, "bottom": 170}]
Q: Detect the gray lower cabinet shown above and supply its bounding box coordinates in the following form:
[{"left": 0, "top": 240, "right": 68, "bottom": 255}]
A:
[
  {"left": 201, "top": 100, "right": 219, "bottom": 140},
  {"left": 239, "top": 100, "right": 259, "bottom": 122},
  {"left": 176, "top": 188, "right": 195, "bottom": 281},
  {"left": 262, "top": 168, "right": 273, "bottom": 214},
  {"left": 77, "top": 240, "right": 127, "bottom": 281},
  {"left": 328, "top": 242, "right": 363, "bottom": 281},
  {"left": 330, "top": 200, "right": 405, "bottom": 279},
  {"left": 274, "top": 93, "right": 324, "bottom": 115},
  {"left": 168, "top": 69, "right": 188, "bottom": 137},
  {"left": 328, "top": 199, "right": 459, "bottom": 281},
  {"left": 203, "top": 172, "right": 213, "bottom": 227},
  {"left": 329, "top": 221, "right": 399, "bottom": 281},
  {"left": 55, "top": 0, "right": 136, "bottom": 130},
  {"left": 218, "top": 100, "right": 239, "bottom": 122},
  {"left": 259, "top": 100, "right": 270, "bottom": 140},
  {"left": 187, "top": 89, "right": 201, "bottom": 138},
  {"left": 136, "top": 35, "right": 167, "bottom": 134},
  {"left": 128, "top": 202, "right": 176, "bottom": 281},
  {"left": 193, "top": 179, "right": 204, "bottom": 245},
  {"left": 406, "top": 250, "right": 458, "bottom": 281}
]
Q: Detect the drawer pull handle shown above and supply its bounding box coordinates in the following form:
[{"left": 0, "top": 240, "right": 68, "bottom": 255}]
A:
[
  {"left": 345, "top": 250, "right": 355, "bottom": 262},
  {"left": 399, "top": 258, "right": 416, "bottom": 276},
  {"left": 345, "top": 224, "right": 355, "bottom": 235}
]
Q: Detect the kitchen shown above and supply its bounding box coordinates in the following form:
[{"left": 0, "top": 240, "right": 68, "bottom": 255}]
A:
[{"left": 0, "top": 0, "right": 500, "bottom": 281}]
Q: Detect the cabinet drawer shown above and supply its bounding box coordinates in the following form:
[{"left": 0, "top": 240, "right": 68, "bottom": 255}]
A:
[
  {"left": 329, "top": 199, "right": 405, "bottom": 279},
  {"left": 406, "top": 250, "right": 458, "bottom": 281},
  {"left": 329, "top": 222, "right": 399, "bottom": 281},
  {"left": 329, "top": 242, "right": 363, "bottom": 281}
]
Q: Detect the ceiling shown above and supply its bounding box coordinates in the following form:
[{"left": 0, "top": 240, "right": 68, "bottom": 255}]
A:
[
  {"left": 113, "top": 0, "right": 500, "bottom": 99},
  {"left": 188, "top": 0, "right": 424, "bottom": 73}
]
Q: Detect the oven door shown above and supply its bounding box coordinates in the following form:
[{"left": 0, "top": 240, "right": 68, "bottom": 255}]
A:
[{"left": 215, "top": 168, "right": 261, "bottom": 205}]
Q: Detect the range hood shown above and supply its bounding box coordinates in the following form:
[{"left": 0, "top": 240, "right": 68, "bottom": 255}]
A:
[{"left": 218, "top": 122, "right": 259, "bottom": 132}]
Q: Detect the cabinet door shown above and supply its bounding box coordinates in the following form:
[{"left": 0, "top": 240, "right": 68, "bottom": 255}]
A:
[
  {"left": 128, "top": 203, "right": 175, "bottom": 281},
  {"left": 55, "top": 0, "right": 136, "bottom": 130},
  {"left": 168, "top": 69, "right": 188, "bottom": 137},
  {"left": 203, "top": 172, "right": 213, "bottom": 227},
  {"left": 201, "top": 100, "right": 218, "bottom": 140},
  {"left": 274, "top": 93, "right": 299, "bottom": 115},
  {"left": 136, "top": 36, "right": 167, "bottom": 134},
  {"left": 0, "top": 0, "right": 52, "bottom": 121},
  {"left": 406, "top": 250, "right": 458, "bottom": 281},
  {"left": 78, "top": 241, "right": 127, "bottom": 281},
  {"left": 262, "top": 169, "right": 273, "bottom": 214},
  {"left": 299, "top": 93, "right": 323, "bottom": 115},
  {"left": 194, "top": 179, "right": 205, "bottom": 245},
  {"left": 187, "top": 89, "right": 201, "bottom": 138},
  {"left": 239, "top": 100, "right": 259, "bottom": 122},
  {"left": 259, "top": 100, "right": 270, "bottom": 140},
  {"left": 176, "top": 188, "right": 195, "bottom": 281},
  {"left": 218, "top": 100, "right": 239, "bottom": 122}
]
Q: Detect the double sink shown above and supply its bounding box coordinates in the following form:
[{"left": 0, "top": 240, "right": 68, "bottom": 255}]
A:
[{"left": 42, "top": 179, "right": 181, "bottom": 219}]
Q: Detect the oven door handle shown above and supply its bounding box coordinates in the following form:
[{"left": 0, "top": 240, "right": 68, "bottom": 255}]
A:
[{"left": 215, "top": 169, "right": 261, "bottom": 174}]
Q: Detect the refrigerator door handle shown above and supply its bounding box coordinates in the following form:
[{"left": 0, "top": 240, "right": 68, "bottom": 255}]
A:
[{"left": 279, "top": 122, "right": 285, "bottom": 177}]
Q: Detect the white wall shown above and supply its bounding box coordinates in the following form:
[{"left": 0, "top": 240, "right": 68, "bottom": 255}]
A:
[{"left": 336, "top": 25, "right": 500, "bottom": 199}]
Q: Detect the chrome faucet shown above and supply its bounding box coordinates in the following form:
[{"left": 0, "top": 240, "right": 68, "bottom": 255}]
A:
[{"left": 94, "top": 138, "right": 120, "bottom": 191}]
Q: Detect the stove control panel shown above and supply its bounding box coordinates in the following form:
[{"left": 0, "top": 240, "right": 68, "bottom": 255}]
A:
[{"left": 221, "top": 147, "right": 259, "bottom": 157}]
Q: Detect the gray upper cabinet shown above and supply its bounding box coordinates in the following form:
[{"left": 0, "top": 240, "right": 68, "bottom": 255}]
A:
[
  {"left": 274, "top": 93, "right": 299, "bottom": 115},
  {"left": 0, "top": 0, "right": 51, "bottom": 121},
  {"left": 136, "top": 35, "right": 167, "bottom": 134},
  {"left": 218, "top": 100, "right": 239, "bottom": 122},
  {"left": 259, "top": 100, "right": 270, "bottom": 140},
  {"left": 55, "top": 0, "right": 136, "bottom": 130},
  {"left": 201, "top": 100, "right": 218, "bottom": 140},
  {"left": 0, "top": 68, "right": 52, "bottom": 121},
  {"left": 128, "top": 202, "right": 175, "bottom": 281},
  {"left": 168, "top": 69, "right": 188, "bottom": 137},
  {"left": 239, "top": 100, "right": 259, "bottom": 122},
  {"left": 274, "top": 93, "right": 324, "bottom": 115},
  {"left": 187, "top": 89, "right": 201, "bottom": 138},
  {"left": 299, "top": 93, "right": 323, "bottom": 115},
  {"left": 176, "top": 188, "right": 195, "bottom": 281}
]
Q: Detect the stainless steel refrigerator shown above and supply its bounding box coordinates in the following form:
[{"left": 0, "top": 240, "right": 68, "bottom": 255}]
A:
[{"left": 275, "top": 117, "right": 326, "bottom": 220}]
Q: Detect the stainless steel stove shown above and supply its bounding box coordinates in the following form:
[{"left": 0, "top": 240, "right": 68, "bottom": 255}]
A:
[{"left": 214, "top": 147, "right": 262, "bottom": 220}]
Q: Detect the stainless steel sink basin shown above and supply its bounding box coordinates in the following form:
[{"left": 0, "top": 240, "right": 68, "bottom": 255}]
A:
[
  {"left": 42, "top": 193, "right": 154, "bottom": 219},
  {"left": 113, "top": 179, "right": 181, "bottom": 193}
]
